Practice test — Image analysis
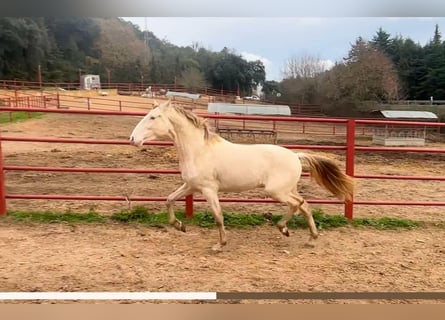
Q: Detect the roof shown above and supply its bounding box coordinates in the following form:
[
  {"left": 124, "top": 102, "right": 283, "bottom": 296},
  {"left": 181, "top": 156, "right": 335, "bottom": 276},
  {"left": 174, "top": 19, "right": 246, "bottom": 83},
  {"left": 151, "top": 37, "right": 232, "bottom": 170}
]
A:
[
  {"left": 208, "top": 103, "right": 291, "bottom": 116},
  {"left": 377, "top": 110, "right": 438, "bottom": 119},
  {"left": 166, "top": 91, "right": 200, "bottom": 100}
]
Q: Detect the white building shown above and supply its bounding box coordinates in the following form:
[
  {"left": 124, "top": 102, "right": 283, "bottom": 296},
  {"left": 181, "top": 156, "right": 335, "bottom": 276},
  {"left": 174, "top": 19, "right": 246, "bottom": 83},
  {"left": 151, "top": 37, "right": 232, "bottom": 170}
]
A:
[{"left": 80, "top": 74, "right": 101, "bottom": 90}]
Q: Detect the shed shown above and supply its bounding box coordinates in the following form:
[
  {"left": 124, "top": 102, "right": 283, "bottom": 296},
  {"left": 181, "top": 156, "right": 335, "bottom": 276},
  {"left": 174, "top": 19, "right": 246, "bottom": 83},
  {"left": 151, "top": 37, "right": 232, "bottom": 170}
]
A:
[
  {"left": 80, "top": 74, "right": 101, "bottom": 90},
  {"left": 370, "top": 110, "right": 438, "bottom": 146},
  {"left": 165, "top": 91, "right": 201, "bottom": 100},
  {"left": 208, "top": 103, "right": 291, "bottom": 116},
  {"left": 207, "top": 103, "right": 290, "bottom": 144}
]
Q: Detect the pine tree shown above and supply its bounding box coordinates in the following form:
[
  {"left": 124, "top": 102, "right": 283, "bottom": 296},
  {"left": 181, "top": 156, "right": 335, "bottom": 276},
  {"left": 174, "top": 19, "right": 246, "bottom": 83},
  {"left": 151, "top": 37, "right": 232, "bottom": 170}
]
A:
[{"left": 418, "top": 24, "right": 445, "bottom": 99}]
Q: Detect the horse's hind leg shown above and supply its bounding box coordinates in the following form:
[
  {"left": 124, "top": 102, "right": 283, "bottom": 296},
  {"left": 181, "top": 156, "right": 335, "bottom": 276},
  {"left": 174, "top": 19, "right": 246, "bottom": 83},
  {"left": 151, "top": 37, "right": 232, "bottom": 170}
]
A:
[
  {"left": 270, "top": 191, "right": 318, "bottom": 244},
  {"left": 277, "top": 204, "right": 296, "bottom": 237},
  {"left": 201, "top": 188, "right": 226, "bottom": 252},
  {"left": 289, "top": 192, "right": 318, "bottom": 245},
  {"left": 267, "top": 192, "right": 297, "bottom": 237},
  {"left": 166, "top": 183, "right": 194, "bottom": 232}
]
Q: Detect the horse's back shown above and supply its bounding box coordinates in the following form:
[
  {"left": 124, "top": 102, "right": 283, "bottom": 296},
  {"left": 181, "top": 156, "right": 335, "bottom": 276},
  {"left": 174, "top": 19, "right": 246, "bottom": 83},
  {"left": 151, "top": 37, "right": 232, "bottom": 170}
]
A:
[{"left": 203, "top": 141, "right": 302, "bottom": 192}]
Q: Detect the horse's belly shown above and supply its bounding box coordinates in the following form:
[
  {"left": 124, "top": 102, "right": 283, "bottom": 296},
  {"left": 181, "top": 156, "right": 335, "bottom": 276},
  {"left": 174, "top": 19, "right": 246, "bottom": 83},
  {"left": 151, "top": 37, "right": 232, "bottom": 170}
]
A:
[{"left": 216, "top": 172, "right": 264, "bottom": 192}]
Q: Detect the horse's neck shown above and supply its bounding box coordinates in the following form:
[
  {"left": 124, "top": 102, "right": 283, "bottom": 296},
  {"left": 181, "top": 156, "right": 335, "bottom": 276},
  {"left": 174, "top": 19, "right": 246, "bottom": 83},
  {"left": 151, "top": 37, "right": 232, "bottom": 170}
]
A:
[{"left": 171, "top": 123, "right": 205, "bottom": 170}]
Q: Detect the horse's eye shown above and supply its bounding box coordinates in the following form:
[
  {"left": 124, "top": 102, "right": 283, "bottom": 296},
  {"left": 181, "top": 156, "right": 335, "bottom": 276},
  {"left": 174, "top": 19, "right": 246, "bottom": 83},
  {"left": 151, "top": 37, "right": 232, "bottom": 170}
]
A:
[{"left": 150, "top": 116, "right": 156, "bottom": 120}]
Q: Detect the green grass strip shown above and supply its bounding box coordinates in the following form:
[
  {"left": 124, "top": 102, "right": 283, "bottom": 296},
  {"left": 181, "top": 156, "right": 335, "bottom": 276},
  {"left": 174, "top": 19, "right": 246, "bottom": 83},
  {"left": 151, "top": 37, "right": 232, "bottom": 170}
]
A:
[
  {"left": 4, "top": 206, "right": 426, "bottom": 231},
  {"left": 0, "top": 111, "right": 44, "bottom": 124}
]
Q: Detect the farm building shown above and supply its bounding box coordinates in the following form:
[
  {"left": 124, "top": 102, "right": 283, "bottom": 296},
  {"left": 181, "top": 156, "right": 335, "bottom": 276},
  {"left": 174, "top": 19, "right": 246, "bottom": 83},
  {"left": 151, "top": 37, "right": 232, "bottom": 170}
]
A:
[
  {"left": 165, "top": 91, "right": 201, "bottom": 100},
  {"left": 370, "top": 110, "right": 439, "bottom": 146},
  {"left": 208, "top": 103, "right": 291, "bottom": 116},
  {"left": 80, "top": 74, "right": 101, "bottom": 90},
  {"left": 207, "top": 103, "right": 290, "bottom": 144}
]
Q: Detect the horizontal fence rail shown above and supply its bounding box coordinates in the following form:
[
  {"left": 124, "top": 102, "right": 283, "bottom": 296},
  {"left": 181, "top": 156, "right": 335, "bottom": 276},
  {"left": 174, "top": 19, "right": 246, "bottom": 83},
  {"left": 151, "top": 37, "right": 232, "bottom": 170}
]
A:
[
  {"left": 1, "top": 107, "right": 445, "bottom": 219},
  {"left": 0, "top": 79, "right": 239, "bottom": 98}
]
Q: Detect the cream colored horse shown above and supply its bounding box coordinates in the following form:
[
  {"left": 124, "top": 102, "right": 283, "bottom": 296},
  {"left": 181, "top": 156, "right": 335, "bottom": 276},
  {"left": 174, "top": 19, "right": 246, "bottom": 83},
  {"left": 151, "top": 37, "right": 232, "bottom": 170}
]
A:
[{"left": 130, "top": 100, "right": 354, "bottom": 251}]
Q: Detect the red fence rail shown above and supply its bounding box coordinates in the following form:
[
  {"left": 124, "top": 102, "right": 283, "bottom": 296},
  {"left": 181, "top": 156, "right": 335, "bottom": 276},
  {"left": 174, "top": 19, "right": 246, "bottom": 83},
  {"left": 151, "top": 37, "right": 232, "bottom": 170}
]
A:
[
  {"left": 1, "top": 79, "right": 239, "bottom": 97},
  {"left": 1, "top": 107, "right": 445, "bottom": 219}
]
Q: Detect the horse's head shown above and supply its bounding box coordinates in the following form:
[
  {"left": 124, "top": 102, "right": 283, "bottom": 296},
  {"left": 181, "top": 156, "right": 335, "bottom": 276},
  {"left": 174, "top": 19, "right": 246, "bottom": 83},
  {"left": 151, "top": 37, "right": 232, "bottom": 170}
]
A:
[{"left": 129, "top": 100, "right": 174, "bottom": 147}]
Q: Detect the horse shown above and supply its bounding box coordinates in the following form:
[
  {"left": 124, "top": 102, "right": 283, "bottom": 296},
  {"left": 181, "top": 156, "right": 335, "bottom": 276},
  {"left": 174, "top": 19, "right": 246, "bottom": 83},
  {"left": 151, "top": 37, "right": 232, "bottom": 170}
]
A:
[{"left": 129, "top": 100, "right": 354, "bottom": 251}]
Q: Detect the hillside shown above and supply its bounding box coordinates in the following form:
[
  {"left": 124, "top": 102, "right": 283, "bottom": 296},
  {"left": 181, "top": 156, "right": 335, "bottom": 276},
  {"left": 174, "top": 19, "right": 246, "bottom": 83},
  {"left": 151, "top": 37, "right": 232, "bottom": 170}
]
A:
[{"left": 0, "top": 17, "right": 265, "bottom": 95}]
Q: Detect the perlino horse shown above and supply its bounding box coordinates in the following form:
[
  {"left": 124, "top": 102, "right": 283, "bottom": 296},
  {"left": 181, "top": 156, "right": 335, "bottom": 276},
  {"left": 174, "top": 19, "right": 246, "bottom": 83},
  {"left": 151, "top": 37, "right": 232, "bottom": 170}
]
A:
[{"left": 130, "top": 100, "right": 354, "bottom": 251}]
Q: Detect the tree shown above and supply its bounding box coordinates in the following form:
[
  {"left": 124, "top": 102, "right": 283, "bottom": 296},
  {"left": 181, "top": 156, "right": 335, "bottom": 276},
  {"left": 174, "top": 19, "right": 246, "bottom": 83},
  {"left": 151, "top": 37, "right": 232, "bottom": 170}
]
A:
[
  {"left": 210, "top": 49, "right": 265, "bottom": 94},
  {"left": 94, "top": 18, "right": 150, "bottom": 82},
  {"left": 262, "top": 80, "right": 281, "bottom": 100},
  {"left": 390, "top": 37, "right": 425, "bottom": 99},
  {"left": 342, "top": 37, "right": 400, "bottom": 101},
  {"left": 371, "top": 27, "right": 393, "bottom": 57},
  {"left": 0, "top": 17, "right": 56, "bottom": 80},
  {"left": 177, "top": 67, "right": 207, "bottom": 91},
  {"left": 281, "top": 53, "right": 329, "bottom": 79},
  {"left": 417, "top": 24, "right": 445, "bottom": 99},
  {"left": 279, "top": 53, "right": 328, "bottom": 104}
]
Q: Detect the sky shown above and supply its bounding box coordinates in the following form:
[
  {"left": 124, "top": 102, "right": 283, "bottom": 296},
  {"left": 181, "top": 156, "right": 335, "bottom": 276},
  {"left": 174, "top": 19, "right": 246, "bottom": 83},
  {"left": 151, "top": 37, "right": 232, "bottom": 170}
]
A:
[{"left": 122, "top": 17, "right": 445, "bottom": 81}]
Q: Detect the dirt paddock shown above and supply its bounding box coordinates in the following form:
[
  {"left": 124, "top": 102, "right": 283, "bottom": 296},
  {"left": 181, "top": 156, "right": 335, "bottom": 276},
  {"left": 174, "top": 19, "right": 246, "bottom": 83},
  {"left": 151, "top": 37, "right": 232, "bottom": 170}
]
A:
[{"left": 0, "top": 99, "right": 444, "bottom": 304}]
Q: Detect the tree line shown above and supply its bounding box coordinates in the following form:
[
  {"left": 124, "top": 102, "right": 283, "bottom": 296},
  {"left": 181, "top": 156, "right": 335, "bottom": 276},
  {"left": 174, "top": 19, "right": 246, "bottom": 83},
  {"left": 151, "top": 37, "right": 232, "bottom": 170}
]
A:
[
  {"left": 0, "top": 17, "right": 265, "bottom": 95},
  {"left": 1, "top": 18, "right": 444, "bottom": 105},
  {"left": 267, "top": 24, "right": 445, "bottom": 112}
]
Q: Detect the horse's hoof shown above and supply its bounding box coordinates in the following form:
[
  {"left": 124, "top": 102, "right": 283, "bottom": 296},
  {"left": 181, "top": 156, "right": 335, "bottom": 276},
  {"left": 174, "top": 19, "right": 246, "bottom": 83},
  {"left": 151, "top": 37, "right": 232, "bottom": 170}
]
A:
[
  {"left": 304, "top": 242, "right": 316, "bottom": 248},
  {"left": 278, "top": 226, "right": 290, "bottom": 237},
  {"left": 211, "top": 244, "right": 224, "bottom": 252},
  {"left": 174, "top": 221, "right": 186, "bottom": 232},
  {"left": 304, "top": 236, "right": 317, "bottom": 248}
]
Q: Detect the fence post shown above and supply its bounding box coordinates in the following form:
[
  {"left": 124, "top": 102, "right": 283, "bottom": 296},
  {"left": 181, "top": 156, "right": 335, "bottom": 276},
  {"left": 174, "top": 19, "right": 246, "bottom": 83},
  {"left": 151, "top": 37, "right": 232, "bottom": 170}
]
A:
[
  {"left": 27, "top": 97, "right": 31, "bottom": 119},
  {"left": 185, "top": 194, "right": 194, "bottom": 218},
  {"left": 56, "top": 93, "right": 60, "bottom": 109},
  {"left": 0, "top": 130, "right": 7, "bottom": 215},
  {"left": 345, "top": 119, "right": 355, "bottom": 219}
]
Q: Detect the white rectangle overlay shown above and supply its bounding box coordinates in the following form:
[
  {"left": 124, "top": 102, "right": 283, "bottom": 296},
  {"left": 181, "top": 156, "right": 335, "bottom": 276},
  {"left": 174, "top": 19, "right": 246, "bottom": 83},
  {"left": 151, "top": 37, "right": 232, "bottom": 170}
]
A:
[{"left": 0, "top": 292, "right": 217, "bottom": 300}]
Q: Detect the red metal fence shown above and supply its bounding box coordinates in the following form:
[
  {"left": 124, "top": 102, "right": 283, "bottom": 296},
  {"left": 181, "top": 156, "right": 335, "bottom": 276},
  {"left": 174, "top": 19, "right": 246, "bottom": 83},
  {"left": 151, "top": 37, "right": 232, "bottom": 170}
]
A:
[
  {"left": 1, "top": 79, "right": 328, "bottom": 113},
  {"left": 1, "top": 79, "right": 239, "bottom": 98},
  {"left": 0, "top": 93, "right": 376, "bottom": 137},
  {"left": 1, "top": 107, "right": 445, "bottom": 219}
]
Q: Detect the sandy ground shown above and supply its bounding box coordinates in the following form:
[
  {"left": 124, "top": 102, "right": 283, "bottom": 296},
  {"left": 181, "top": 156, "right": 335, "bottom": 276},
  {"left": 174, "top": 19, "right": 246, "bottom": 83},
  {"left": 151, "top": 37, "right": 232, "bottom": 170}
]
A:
[
  {"left": 0, "top": 221, "right": 444, "bottom": 304},
  {"left": 0, "top": 96, "right": 444, "bottom": 304}
]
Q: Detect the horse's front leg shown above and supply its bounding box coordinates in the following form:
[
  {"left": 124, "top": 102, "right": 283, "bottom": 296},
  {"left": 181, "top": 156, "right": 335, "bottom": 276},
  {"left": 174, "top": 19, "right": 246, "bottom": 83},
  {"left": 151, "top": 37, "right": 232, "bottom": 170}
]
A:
[
  {"left": 201, "top": 188, "right": 226, "bottom": 252},
  {"left": 166, "top": 183, "right": 194, "bottom": 232}
]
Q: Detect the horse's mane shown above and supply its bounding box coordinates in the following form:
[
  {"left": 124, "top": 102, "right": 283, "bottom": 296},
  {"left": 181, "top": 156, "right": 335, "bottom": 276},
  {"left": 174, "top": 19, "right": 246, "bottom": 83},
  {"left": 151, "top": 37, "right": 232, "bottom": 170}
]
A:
[{"left": 170, "top": 104, "right": 216, "bottom": 140}]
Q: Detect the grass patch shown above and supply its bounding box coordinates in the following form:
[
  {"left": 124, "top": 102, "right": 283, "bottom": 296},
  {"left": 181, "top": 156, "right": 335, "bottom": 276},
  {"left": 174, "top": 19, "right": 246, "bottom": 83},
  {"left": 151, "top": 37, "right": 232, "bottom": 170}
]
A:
[
  {"left": 5, "top": 206, "right": 423, "bottom": 231},
  {"left": 352, "top": 217, "right": 421, "bottom": 230},
  {"left": 109, "top": 206, "right": 419, "bottom": 231},
  {"left": 0, "top": 111, "right": 44, "bottom": 124},
  {"left": 110, "top": 207, "right": 266, "bottom": 228},
  {"left": 110, "top": 206, "right": 175, "bottom": 226},
  {"left": 271, "top": 209, "right": 349, "bottom": 230}
]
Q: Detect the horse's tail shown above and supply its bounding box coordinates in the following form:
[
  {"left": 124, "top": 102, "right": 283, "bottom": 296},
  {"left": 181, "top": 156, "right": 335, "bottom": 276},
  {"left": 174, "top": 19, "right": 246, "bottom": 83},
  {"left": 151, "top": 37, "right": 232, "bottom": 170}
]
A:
[{"left": 297, "top": 153, "right": 354, "bottom": 201}]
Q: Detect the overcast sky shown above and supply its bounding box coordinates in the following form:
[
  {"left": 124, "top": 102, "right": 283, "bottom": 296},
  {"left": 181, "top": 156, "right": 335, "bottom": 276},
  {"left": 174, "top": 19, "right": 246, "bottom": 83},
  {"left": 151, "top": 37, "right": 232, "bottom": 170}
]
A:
[{"left": 122, "top": 17, "right": 445, "bottom": 81}]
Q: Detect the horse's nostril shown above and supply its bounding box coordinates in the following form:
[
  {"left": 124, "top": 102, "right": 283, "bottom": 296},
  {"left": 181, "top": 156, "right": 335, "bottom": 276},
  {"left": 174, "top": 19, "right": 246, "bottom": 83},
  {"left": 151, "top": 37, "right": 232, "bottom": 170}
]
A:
[{"left": 130, "top": 136, "right": 134, "bottom": 142}]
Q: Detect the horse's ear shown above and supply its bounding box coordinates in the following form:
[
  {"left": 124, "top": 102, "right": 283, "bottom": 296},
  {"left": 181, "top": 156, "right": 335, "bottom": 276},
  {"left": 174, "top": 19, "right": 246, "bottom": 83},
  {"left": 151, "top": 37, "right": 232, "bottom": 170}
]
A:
[
  {"left": 153, "top": 100, "right": 159, "bottom": 107},
  {"left": 159, "top": 99, "right": 172, "bottom": 109}
]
